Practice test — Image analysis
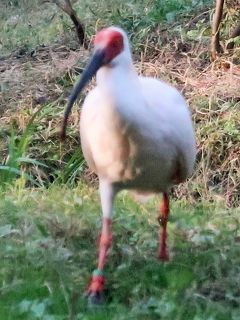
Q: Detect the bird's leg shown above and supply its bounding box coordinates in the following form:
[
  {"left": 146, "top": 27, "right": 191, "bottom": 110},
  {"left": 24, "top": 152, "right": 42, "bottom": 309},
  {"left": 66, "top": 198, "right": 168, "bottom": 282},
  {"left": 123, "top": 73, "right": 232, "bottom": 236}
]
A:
[
  {"left": 86, "top": 218, "right": 112, "bottom": 299},
  {"left": 157, "top": 192, "right": 170, "bottom": 261},
  {"left": 87, "top": 180, "right": 116, "bottom": 303}
]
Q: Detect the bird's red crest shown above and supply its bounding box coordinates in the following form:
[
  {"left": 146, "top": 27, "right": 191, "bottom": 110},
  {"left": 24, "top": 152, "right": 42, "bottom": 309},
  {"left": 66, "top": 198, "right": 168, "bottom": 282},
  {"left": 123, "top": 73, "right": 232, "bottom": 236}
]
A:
[{"left": 94, "top": 28, "right": 124, "bottom": 63}]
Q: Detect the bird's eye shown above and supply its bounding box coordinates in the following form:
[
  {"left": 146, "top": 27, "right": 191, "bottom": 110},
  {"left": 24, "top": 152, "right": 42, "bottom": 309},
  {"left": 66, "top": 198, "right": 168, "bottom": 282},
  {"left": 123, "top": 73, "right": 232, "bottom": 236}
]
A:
[
  {"left": 112, "top": 39, "right": 121, "bottom": 48},
  {"left": 110, "top": 37, "right": 123, "bottom": 54}
]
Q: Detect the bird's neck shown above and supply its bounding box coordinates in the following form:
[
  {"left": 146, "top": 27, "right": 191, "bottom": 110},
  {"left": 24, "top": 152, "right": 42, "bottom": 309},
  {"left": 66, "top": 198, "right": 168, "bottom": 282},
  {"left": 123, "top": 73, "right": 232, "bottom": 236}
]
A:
[
  {"left": 96, "top": 49, "right": 137, "bottom": 93},
  {"left": 96, "top": 65, "right": 143, "bottom": 120},
  {"left": 96, "top": 62, "right": 137, "bottom": 84}
]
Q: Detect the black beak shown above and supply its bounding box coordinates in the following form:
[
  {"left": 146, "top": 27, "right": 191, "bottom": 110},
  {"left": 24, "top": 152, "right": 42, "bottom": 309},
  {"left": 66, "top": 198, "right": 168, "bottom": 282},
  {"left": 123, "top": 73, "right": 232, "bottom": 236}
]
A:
[{"left": 60, "top": 49, "right": 105, "bottom": 140}]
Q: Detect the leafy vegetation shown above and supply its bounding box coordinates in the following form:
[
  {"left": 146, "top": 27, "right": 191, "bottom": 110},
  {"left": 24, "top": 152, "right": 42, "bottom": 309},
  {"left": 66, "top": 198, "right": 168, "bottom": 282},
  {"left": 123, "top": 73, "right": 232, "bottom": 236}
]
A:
[
  {"left": 1, "top": 186, "right": 240, "bottom": 319},
  {"left": 0, "top": 0, "right": 240, "bottom": 318},
  {"left": 0, "top": 0, "right": 213, "bottom": 55}
]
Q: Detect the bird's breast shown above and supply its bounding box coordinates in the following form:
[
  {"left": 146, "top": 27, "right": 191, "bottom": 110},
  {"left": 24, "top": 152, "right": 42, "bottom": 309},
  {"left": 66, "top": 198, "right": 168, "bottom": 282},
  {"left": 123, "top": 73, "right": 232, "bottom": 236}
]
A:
[
  {"left": 80, "top": 92, "right": 176, "bottom": 191},
  {"left": 80, "top": 76, "right": 196, "bottom": 192},
  {"left": 80, "top": 89, "right": 141, "bottom": 182}
]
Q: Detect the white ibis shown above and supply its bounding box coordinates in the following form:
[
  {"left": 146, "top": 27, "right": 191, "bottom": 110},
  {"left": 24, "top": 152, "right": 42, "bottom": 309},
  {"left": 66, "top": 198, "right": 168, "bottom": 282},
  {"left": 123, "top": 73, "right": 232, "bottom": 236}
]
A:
[{"left": 61, "top": 26, "right": 196, "bottom": 304}]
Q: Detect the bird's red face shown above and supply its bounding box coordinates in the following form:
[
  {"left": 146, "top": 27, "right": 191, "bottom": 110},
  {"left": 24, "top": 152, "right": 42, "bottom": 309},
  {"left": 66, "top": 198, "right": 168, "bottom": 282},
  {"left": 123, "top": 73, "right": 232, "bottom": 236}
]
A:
[
  {"left": 61, "top": 27, "right": 125, "bottom": 139},
  {"left": 94, "top": 28, "right": 124, "bottom": 64}
]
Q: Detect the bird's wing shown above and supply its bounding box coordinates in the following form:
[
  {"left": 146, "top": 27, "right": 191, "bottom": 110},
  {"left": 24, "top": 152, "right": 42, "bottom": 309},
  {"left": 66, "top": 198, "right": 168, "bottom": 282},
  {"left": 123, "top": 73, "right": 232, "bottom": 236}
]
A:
[{"left": 139, "top": 76, "right": 196, "bottom": 180}]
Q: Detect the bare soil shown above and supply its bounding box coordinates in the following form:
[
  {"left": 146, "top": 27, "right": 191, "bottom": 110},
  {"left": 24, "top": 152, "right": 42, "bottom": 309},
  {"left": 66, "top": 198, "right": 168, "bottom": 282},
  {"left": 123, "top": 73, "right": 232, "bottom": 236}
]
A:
[{"left": 0, "top": 36, "right": 239, "bottom": 206}]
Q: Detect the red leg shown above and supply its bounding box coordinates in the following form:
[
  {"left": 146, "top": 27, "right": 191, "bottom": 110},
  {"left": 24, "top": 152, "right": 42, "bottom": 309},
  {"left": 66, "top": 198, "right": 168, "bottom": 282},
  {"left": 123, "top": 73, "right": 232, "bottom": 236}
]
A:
[
  {"left": 87, "top": 217, "right": 112, "bottom": 299},
  {"left": 158, "top": 193, "right": 170, "bottom": 261}
]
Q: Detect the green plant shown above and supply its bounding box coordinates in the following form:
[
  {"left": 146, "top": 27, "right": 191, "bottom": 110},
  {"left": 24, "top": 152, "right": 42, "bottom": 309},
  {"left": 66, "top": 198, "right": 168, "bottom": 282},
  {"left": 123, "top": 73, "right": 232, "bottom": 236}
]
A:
[
  {"left": 54, "top": 149, "right": 85, "bottom": 186},
  {"left": 0, "top": 186, "right": 239, "bottom": 319},
  {"left": 0, "top": 108, "right": 48, "bottom": 187}
]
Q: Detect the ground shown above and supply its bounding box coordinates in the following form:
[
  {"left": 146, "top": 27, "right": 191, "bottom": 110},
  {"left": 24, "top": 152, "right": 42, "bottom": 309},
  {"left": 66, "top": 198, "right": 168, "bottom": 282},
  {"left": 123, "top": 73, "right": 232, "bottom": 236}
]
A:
[
  {"left": 1, "top": 1, "right": 239, "bottom": 204},
  {"left": 0, "top": 0, "right": 240, "bottom": 319},
  {"left": 1, "top": 186, "right": 240, "bottom": 319}
]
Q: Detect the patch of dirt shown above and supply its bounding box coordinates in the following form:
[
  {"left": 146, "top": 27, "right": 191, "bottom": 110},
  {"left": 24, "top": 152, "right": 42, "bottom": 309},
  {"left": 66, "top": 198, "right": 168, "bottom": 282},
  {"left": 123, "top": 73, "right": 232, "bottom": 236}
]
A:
[
  {"left": 0, "top": 36, "right": 239, "bottom": 206},
  {"left": 0, "top": 44, "right": 89, "bottom": 115},
  {"left": 1, "top": 37, "right": 239, "bottom": 115},
  {"left": 138, "top": 43, "right": 240, "bottom": 102}
]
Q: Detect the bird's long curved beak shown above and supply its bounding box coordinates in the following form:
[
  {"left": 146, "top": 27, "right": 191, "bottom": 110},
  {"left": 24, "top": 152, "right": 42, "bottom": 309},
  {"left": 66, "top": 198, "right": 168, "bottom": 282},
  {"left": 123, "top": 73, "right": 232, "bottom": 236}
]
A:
[{"left": 60, "top": 49, "right": 106, "bottom": 140}]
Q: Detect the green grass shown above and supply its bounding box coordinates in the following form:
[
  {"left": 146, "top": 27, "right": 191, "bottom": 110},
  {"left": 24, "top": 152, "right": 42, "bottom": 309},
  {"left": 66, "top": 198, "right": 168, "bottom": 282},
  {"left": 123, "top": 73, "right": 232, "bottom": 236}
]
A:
[
  {"left": 0, "top": 185, "right": 240, "bottom": 319},
  {"left": 0, "top": 0, "right": 212, "bottom": 55},
  {"left": 0, "top": 103, "right": 85, "bottom": 188},
  {"left": 1, "top": 1, "right": 240, "bottom": 319},
  {"left": 0, "top": 0, "right": 67, "bottom": 55}
]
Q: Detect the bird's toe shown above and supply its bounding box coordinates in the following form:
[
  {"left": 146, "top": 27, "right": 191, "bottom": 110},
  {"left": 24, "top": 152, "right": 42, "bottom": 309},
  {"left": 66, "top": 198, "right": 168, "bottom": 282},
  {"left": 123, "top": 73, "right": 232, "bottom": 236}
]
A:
[
  {"left": 86, "top": 272, "right": 105, "bottom": 306},
  {"left": 87, "top": 290, "right": 104, "bottom": 306}
]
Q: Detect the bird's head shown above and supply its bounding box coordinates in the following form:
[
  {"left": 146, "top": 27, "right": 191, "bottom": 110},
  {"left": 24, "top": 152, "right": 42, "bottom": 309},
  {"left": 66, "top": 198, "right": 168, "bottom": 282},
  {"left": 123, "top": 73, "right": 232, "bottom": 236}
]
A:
[
  {"left": 60, "top": 26, "right": 130, "bottom": 140},
  {"left": 94, "top": 27, "right": 126, "bottom": 65}
]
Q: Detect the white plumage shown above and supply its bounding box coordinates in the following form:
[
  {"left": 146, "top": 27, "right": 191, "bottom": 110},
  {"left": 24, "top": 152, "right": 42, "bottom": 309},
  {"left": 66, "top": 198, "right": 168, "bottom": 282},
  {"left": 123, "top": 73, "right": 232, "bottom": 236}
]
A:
[
  {"left": 62, "top": 26, "right": 196, "bottom": 303},
  {"left": 81, "top": 73, "right": 196, "bottom": 193}
]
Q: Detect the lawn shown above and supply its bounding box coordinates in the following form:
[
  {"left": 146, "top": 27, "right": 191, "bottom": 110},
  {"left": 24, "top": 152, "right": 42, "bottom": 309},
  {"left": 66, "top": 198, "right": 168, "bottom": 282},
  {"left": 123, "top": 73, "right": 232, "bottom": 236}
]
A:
[
  {"left": 1, "top": 186, "right": 240, "bottom": 319},
  {"left": 0, "top": 0, "right": 240, "bottom": 319}
]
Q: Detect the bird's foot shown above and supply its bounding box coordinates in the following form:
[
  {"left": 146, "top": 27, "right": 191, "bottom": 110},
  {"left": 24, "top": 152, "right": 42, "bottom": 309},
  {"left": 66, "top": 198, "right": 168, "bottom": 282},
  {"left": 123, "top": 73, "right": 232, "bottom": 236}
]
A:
[{"left": 86, "top": 270, "right": 105, "bottom": 306}]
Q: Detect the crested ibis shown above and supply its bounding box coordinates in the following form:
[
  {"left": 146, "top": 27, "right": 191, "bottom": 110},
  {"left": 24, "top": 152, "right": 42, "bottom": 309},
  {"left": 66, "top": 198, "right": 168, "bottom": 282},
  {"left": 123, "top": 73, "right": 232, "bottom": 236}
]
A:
[{"left": 61, "top": 26, "right": 196, "bottom": 304}]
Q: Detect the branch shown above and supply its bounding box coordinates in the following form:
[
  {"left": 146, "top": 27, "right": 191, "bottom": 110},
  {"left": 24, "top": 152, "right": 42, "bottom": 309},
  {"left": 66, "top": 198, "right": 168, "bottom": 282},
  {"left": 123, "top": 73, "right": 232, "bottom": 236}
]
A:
[
  {"left": 211, "top": 0, "right": 224, "bottom": 61},
  {"left": 49, "top": 0, "right": 85, "bottom": 45}
]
